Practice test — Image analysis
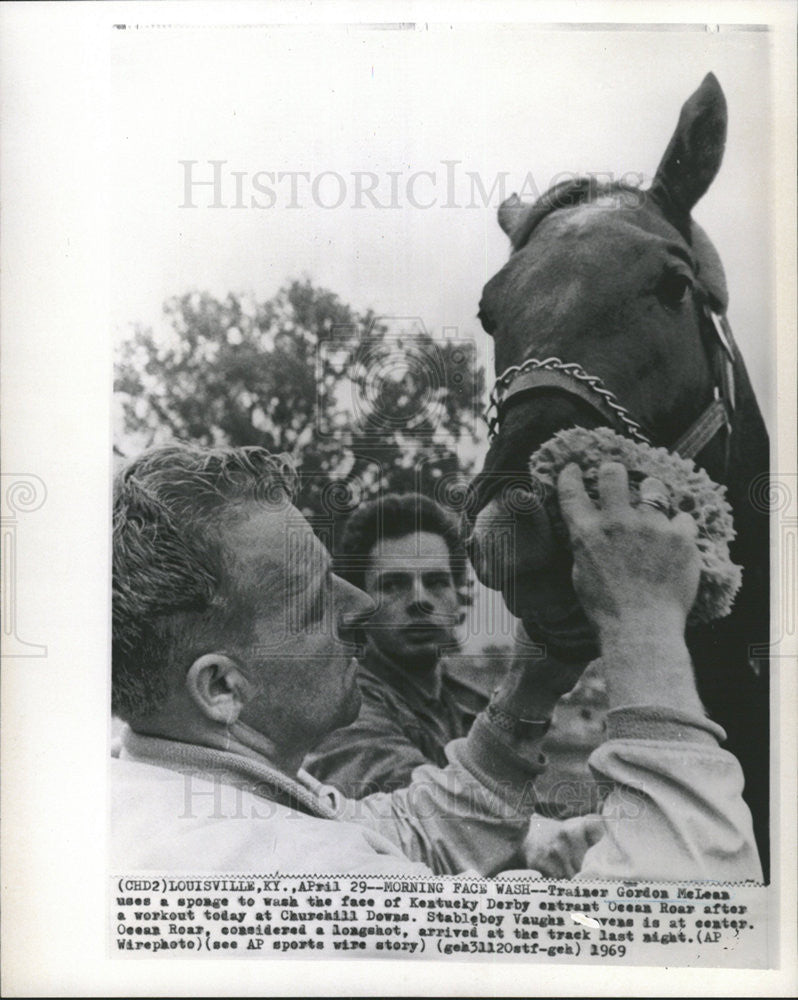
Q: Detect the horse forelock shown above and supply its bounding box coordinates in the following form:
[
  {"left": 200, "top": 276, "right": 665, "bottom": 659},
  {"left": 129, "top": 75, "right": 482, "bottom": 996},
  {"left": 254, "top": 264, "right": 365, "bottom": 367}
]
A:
[
  {"left": 481, "top": 176, "right": 731, "bottom": 452},
  {"left": 508, "top": 178, "right": 646, "bottom": 253},
  {"left": 491, "top": 176, "right": 728, "bottom": 325}
]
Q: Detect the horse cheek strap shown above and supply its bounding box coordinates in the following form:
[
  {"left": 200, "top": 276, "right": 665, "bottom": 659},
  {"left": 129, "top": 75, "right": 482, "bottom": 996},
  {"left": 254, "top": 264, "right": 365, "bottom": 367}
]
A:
[{"left": 487, "top": 307, "right": 737, "bottom": 479}]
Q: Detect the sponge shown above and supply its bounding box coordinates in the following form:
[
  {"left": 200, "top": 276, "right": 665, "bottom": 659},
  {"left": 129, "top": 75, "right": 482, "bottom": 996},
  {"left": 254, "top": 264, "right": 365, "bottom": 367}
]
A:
[{"left": 528, "top": 426, "right": 742, "bottom": 624}]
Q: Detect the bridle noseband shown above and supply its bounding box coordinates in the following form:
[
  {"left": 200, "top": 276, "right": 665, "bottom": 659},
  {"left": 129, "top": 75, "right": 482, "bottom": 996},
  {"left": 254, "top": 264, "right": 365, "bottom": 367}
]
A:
[
  {"left": 486, "top": 357, "right": 651, "bottom": 445},
  {"left": 484, "top": 303, "right": 736, "bottom": 476}
]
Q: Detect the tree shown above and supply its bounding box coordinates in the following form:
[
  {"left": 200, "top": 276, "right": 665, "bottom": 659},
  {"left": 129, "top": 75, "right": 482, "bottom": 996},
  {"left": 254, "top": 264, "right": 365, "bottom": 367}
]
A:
[{"left": 114, "top": 279, "right": 486, "bottom": 553}]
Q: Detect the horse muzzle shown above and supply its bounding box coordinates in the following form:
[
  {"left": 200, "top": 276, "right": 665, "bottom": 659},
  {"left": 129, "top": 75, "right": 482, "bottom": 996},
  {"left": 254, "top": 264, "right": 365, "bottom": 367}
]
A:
[
  {"left": 468, "top": 488, "right": 554, "bottom": 591},
  {"left": 470, "top": 488, "right": 597, "bottom": 659}
]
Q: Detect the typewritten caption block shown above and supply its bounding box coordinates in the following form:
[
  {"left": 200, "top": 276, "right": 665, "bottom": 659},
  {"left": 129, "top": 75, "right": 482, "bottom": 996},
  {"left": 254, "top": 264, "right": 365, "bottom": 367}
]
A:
[{"left": 111, "top": 876, "right": 768, "bottom": 967}]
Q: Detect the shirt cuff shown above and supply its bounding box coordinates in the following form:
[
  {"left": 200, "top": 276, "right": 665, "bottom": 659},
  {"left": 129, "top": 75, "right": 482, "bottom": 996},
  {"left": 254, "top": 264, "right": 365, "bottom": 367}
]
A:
[
  {"left": 605, "top": 705, "right": 727, "bottom": 746},
  {"left": 450, "top": 712, "right": 548, "bottom": 810}
]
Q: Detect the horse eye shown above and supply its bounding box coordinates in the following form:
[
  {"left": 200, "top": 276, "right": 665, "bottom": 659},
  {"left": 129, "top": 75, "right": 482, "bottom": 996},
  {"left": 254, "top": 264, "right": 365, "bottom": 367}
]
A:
[{"left": 657, "top": 270, "right": 693, "bottom": 307}]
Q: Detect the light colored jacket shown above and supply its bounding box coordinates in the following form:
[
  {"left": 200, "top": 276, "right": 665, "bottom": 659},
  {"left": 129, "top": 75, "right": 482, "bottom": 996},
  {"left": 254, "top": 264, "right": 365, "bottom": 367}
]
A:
[{"left": 112, "top": 704, "right": 762, "bottom": 881}]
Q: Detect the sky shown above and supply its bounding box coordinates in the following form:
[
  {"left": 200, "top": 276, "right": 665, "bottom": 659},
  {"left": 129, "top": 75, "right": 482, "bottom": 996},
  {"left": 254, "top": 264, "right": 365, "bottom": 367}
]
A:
[{"left": 112, "top": 21, "right": 775, "bottom": 428}]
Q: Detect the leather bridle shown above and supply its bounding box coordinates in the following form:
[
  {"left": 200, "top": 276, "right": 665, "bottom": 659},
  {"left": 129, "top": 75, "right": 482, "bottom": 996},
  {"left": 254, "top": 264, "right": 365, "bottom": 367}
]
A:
[{"left": 484, "top": 302, "right": 737, "bottom": 477}]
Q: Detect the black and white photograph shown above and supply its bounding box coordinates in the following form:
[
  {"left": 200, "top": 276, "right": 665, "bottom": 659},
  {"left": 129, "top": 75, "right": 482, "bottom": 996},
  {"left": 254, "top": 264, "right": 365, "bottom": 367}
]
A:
[{"left": 2, "top": 1, "right": 796, "bottom": 996}]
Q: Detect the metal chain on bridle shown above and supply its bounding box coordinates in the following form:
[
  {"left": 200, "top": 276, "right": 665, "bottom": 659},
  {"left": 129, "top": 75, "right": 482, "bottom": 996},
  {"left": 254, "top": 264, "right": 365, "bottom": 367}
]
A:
[
  {"left": 485, "top": 356, "right": 651, "bottom": 445},
  {"left": 483, "top": 305, "right": 736, "bottom": 472}
]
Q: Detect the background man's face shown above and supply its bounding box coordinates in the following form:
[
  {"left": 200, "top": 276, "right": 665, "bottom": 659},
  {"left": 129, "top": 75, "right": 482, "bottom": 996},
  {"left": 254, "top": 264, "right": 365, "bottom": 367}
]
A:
[
  {"left": 223, "top": 502, "right": 371, "bottom": 747},
  {"left": 362, "top": 531, "right": 460, "bottom": 672}
]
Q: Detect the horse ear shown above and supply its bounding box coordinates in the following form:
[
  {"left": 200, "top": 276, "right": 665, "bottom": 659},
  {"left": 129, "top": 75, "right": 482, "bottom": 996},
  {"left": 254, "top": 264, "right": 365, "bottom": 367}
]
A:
[
  {"left": 498, "top": 193, "right": 532, "bottom": 244},
  {"left": 650, "top": 73, "right": 727, "bottom": 220}
]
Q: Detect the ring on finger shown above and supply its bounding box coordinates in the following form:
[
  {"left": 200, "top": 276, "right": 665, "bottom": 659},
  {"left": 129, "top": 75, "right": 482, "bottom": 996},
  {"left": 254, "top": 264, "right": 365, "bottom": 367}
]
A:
[{"left": 638, "top": 495, "right": 670, "bottom": 516}]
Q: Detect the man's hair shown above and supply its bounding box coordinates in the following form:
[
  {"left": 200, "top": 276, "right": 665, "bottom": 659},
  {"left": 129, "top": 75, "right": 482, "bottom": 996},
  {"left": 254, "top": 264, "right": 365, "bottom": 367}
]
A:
[
  {"left": 336, "top": 492, "right": 467, "bottom": 591},
  {"left": 112, "top": 443, "right": 296, "bottom": 724}
]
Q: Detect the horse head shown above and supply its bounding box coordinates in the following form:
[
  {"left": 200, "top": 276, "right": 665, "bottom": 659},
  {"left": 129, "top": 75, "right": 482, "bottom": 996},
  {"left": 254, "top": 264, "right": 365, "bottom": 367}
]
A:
[
  {"left": 469, "top": 73, "right": 767, "bottom": 656},
  {"left": 467, "top": 73, "right": 770, "bottom": 872}
]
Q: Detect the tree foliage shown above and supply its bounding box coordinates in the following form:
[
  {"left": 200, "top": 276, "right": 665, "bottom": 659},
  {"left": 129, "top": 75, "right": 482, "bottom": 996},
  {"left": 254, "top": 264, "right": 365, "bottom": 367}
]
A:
[{"left": 114, "top": 280, "right": 486, "bottom": 531}]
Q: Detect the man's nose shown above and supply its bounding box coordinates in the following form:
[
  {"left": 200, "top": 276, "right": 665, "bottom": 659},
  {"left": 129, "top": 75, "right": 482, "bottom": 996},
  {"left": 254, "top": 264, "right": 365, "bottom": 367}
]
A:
[
  {"left": 335, "top": 576, "right": 375, "bottom": 641},
  {"left": 409, "top": 595, "right": 436, "bottom": 616},
  {"left": 408, "top": 576, "right": 433, "bottom": 613}
]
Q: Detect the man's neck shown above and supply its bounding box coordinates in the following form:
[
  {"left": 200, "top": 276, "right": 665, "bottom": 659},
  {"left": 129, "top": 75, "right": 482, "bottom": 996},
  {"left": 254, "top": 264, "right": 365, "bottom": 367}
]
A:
[
  {"left": 363, "top": 639, "right": 442, "bottom": 700},
  {"left": 132, "top": 714, "right": 307, "bottom": 780}
]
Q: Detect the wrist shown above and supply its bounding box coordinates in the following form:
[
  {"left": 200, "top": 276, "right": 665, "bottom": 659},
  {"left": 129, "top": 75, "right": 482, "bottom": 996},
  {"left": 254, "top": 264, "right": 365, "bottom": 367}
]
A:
[
  {"left": 491, "top": 651, "right": 584, "bottom": 721},
  {"left": 597, "top": 606, "right": 687, "bottom": 651},
  {"left": 486, "top": 702, "right": 552, "bottom": 741},
  {"left": 492, "top": 683, "right": 560, "bottom": 722},
  {"left": 599, "top": 622, "right": 703, "bottom": 716}
]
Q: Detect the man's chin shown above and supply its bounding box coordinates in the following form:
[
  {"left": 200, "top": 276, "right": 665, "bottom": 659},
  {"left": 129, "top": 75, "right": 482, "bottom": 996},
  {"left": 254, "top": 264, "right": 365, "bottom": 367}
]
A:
[{"left": 399, "top": 638, "right": 449, "bottom": 669}]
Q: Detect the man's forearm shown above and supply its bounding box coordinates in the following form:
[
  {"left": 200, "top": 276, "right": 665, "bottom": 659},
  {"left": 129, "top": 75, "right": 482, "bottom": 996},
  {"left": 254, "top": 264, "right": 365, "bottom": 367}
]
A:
[
  {"left": 598, "top": 613, "right": 705, "bottom": 717},
  {"left": 346, "top": 672, "right": 557, "bottom": 875},
  {"left": 578, "top": 616, "right": 761, "bottom": 881},
  {"left": 489, "top": 629, "right": 585, "bottom": 724},
  {"left": 348, "top": 727, "right": 544, "bottom": 875},
  {"left": 453, "top": 637, "right": 592, "bottom": 802}
]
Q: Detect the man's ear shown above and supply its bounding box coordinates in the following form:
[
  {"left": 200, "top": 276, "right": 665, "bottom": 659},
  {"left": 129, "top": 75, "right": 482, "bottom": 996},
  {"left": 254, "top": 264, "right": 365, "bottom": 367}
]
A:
[{"left": 185, "top": 653, "right": 253, "bottom": 725}]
